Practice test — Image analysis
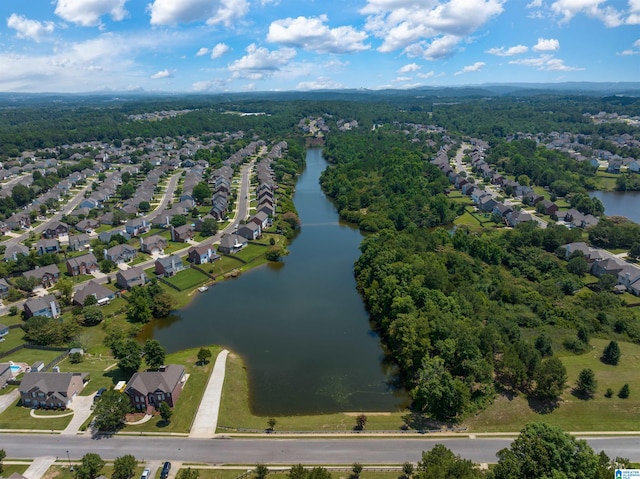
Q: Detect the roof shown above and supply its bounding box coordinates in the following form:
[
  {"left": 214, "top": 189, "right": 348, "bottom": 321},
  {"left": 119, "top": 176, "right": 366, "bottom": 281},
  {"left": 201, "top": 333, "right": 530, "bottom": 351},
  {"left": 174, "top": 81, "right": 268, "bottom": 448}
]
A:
[
  {"left": 117, "top": 266, "right": 145, "bottom": 281},
  {"left": 156, "top": 255, "right": 183, "bottom": 269},
  {"left": 189, "top": 244, "right": 215, "bottom": 256},
  {"left": 125, "top": 364, "right": 185, "bottom": 396},
  {"left": 73, "top": 280, "right": 114, "bottom": 304},
  {"left": 106, "top": 244, "right": 137, "bottom": 257},
  {"left": 19, "top": 371, "right": 79, "bottom": 394},
  {"left": 67, "top": 253, "right": 98, "bottom": 268},
  {"left": 24, "top": 264, "right": 60, "bottom": 280},
  {"left": 24, "top": 294, "right": 58, "bottom": 313}
]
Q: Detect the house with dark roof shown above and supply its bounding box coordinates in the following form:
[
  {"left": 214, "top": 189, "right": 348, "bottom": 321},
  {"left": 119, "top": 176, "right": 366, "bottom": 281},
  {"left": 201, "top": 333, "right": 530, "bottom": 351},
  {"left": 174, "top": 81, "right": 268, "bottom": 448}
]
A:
[
  {"left": 116, "top": 266, "right": 147, "bottom": 290},
  {"left": 19, "top": 372, "right": 85, "bottom": 409},
  {"left": 75, "top": 219, "right": 100, "bottom": 234},
  {"left": 36, "top": 238, "right": 60, "bottom": 255},
  {"left": 4, "top": 243, "right": 29, "bottom": 262},
  {"left": 68, "top": 234, "right": 91, "bottom": 252},
  {"left": 171, "top": 224, "right": 195, "bottom": 242},
  {"left": 104, "top": 244, "right": 137, "bottom": 264},
  {"left": 0, "top": 278, "right": 9, "bottom": 299},
  {"left": 23, "top": 294, "right": 60, "bottom": 318},
  {"left": 73, "top": 280, "right": 116, "bottom": 306},
  {"left": 124, "top": 364, "right": 185, "bottom": 410},
  {"left": 237, "top": 222, "right": 261, "bottom": 241},
  {"left": 140, "top": 235, "right": 167, "bottom": 255},
  {"left": 250, "top": 211, "right": 270, "bottom": 230},
  {"left": 155, "top": 255, "right": 184, "bottom": 277},
  {"left": 187, "top": 245, "right": 220, "bottom": 265},
  {"left": 66, "top": 253, "right": 99, "bottom": 276},
  {"left": 125, "top": 218, "right": 150, "bottom": 237},
  {"left": 23, "top": 264, "right": 60, "bottom": 288},
  {"left": 218, "top": 234, "right": 248, "bottom": 254},
  {"left": 0, "top": 362, "right": 13, "bottom": 389},
  {"left": 43, "top": 221, "right": 69, "bottom": 239}
]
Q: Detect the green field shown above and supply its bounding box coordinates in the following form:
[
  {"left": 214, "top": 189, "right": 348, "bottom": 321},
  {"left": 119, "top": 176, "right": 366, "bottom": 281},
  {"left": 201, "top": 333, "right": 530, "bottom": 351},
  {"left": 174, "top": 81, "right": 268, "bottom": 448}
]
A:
[
  {"left": 466, "top": 338, "right": 640, "bottom": 432},
  {"left": 165, "top": 267, "right": 210, "bottom": 290}
]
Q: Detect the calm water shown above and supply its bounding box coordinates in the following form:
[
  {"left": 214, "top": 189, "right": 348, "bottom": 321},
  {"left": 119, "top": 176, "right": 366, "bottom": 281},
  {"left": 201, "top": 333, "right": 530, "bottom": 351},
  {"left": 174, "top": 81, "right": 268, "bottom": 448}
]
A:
[
  {"left": 143, "top": 148, "right": 407, "bottom": 415},
  {"left": 591, "top": 190, "right": 640, "bottom": 224}
]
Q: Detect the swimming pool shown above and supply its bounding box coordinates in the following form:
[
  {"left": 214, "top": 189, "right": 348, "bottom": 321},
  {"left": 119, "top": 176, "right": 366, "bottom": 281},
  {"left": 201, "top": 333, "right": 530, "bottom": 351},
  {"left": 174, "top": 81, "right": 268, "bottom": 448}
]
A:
[{"left": 10, "top": 365, "right": 20, "bottom": 374}]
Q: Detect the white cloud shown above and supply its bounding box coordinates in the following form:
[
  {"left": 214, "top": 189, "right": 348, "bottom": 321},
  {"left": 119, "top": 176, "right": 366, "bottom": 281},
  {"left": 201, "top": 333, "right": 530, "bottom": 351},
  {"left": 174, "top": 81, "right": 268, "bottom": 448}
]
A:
[
  {"left": 7, "top": 14, "right": 55, "bottom": 42},
  {"left": 509, "top": 54, "right": 583, "bottom": 71},
  {"left": 211, "top": 42, "right": 230, "bottom": 59},
  {"left": 486, "top": 44, "right": 528, "bottom": 56},
  {"left": 398, "top": 63, "right": 420, "bottom": 73},
  {"left": 454, "top": 61, "right": 485, "bottom": 75},
  {"left": 296, "top": 78, "right": 344, "bottom": 90},
  {"left": 533, "top": 38, "right": 560, "bottom": 51},
  {"left": 228, "top": 43, "right": 296, "bottom": 80},
  {"left": 550, "top": 0, "right": 623, "bottom": 26},
  {"left": 361, "top": 0, "right": 505, "bottom": 55},
  {"left": 618, "top": 38, "right": 640, "bottom": 54},
  {"left": 54, "top": 0, "right": 128, "bottom": 27},
  {"left": 151, "top": 69, "right": 172, "bottom": 79},
  {"left": 417, "top": 71, "right": 435, "bottom": 79},
  {"left": 196, "top": 47, "right": 209, "bottom": 56},
  {"left": 148, "top": 0, "right": 248, "bottom": 27},
  {"left": 627, "top": 0, "right": 640, "bottom": 23},
  {"left": 527, "top": 0, "right": 543, "bottom": 7},
  {"left": 267, "top": 15, "right": 369, "bottom": 54}
]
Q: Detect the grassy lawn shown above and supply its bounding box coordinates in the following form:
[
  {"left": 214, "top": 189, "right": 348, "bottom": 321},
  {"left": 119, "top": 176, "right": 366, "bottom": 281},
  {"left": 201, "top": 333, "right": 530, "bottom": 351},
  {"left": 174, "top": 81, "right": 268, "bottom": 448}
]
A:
[
  {"left": 0, "top": 327, "right": 27, "bottom": 353},
  {"left": 194, "top": 470, "right": 402, "bottom": 479},
  {"left": 0, "top": 313, "right": 26, "bottom": 327},
  {"left": 620, "top": 292, "right": 640, "bottom": 306},
  {"left": 0, "top": 399, "right": 74, "bottom": 430},
  {"left": 466, "top": 338, "right": 640, "bottom": 432},
  {"left": 1, "top": 464, "right": 29, "bottom": 476},
  {"left": 165, "top": 268, "right": 210, "bottom": 291},
  {"left": 217, "top": 353, "right": 407, "bottom": 433},
  {"left": 45, "top": 465, "right": 145, "bottom": 479},
  {"left": 58, "top": 353, "right": 127, "bottom": 396},
  {"left": 126, "top": 345, "right": 220, "bottom": 433},
  {"left": 2, "top": 348, "right": 63, "bottom": 365},
  {"left": 233, "top": 244, "right": 268, "bottom": 263}
]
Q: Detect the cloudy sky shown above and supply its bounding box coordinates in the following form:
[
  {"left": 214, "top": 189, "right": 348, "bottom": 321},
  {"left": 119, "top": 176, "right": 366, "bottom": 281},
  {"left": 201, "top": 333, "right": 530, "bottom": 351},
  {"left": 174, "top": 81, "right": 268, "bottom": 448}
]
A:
[{"left": 0, "top": 0, "right": 638, "bottom": 93}]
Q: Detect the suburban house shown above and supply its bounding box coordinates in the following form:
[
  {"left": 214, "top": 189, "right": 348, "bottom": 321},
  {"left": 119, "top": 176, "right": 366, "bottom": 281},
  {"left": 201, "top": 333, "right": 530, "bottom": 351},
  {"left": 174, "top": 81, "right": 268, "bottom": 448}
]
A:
[
  {"left": 140, "top": 235, "right": 167, "bottom": 255},
  {"left": 73, "top": 280, "right": 116, "bottom": 306},
  {"left": 98, "top": 229, "right": 130, "bottom": 243},
  {"left": 23, "top": 294, "right": 60, "bottom": 319},
  {"left": 104, "top": 244, "right": 137, "bottom": 264},
  {"left": 0, "top": 363, "right": 12, "bottom": 389},
  {"left": 4, "top": 243, "right": 29, "bottom": 261},
  {"left": 0, "top": 323, "right": 8, "bottom": 338},
  {"left": 43, "top": 221, "right": 69, "bottom": 239},
  {"left": 66, "top": 253, "right": 99, "bottom": 276},
  {"left": 237, "top": 222, "right": 261, "bottom": 241},
  {"left": 171, "top": 224, "right": 195, "bottom": 242},
  {"left": 0, "top": 278, "right": 9, "bottom": 299},
  {"left": 116, "top": 266, "right": 147, "bottom": 290},
  {"left": 75, "top": 219, "right": 100, "bottom": 234},
  {"left": 250, "top": 211, "right": 270, "bottom": 230},
  {"left": 125, "top": 218, "right": 150, "bottom": 237},
  {"left": 35, "top": 238, "right": 60, "bottom": 255},
  {"left": 155, "top": 255, "right": 184, "bottom": 277},
  {"left": 5, "top": 213, "right": 31, "bottom": 230},
  {"left": 23, "top": 264, "right": 61, "bottom": 288},
  {"left": 187, "top": 245, "right": 220, "bottom": 265},
  {"left": 19, "top": 372, "right": 85, "bottom": 409},
  {"left": 124, "top": 364, "right": 186, "bottom": 410},
  {"left": 68, "top": 234, "right": 92, "bottom": 252},
  {"left": 218, "top": 234, "right": 248, "bottom": 254}
]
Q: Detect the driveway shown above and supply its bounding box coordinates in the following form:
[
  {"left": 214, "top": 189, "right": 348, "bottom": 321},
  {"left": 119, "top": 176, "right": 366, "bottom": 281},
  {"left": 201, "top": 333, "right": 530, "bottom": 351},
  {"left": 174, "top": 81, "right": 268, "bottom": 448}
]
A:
[
  {"left": 61, "top": 395, "right": 95, "bottom": 436},
  {"left": 188, "top": 349, "right": 229, "bottom": 438},
  {"left": 23, "top": 456, "right": 56, "bottom": 479},
  {"left": 0, "top": 389, "right": 19, "bottom": 414}
]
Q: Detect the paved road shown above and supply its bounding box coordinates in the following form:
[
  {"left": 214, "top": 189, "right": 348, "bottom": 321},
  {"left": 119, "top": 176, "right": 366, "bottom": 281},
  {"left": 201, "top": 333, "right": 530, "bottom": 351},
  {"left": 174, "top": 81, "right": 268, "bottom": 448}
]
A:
[
  {"left": 142, "top": 171, "right": 182, "bottom": 222},
  {"left": 189, "top": 349, "right": 229, "bottom": 438},
  {"left": 2, "top": 435, "right": 640, "bottom": 464}
]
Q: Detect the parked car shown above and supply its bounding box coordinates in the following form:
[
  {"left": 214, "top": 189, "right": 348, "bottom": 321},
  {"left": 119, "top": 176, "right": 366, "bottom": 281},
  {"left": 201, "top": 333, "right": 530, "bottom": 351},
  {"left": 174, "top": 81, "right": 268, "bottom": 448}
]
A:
[
  {"left": 141, "top": 469, "right": 150, "bottom": 479},
  {"left": 160, "top": 462, "right": 171, "bottom": 479},
  {"left": 94, "top": 387, "right": 107, "bottom": 402}
]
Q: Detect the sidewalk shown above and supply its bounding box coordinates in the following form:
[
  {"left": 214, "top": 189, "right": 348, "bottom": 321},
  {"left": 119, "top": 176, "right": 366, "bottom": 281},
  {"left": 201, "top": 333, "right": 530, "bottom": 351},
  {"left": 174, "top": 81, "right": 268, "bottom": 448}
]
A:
[
  {"left": 188, "top": 349, "right": 229, "bottom": 438},
  {"left": 23, "top": 457, "right": 56, "bottom": 479}
]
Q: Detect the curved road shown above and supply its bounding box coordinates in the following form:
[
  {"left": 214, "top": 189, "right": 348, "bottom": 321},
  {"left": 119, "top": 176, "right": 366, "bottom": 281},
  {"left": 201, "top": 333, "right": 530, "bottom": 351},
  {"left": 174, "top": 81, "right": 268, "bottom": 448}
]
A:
[{"left": 2, "top": 435, "right": 640, "bottom": 464}]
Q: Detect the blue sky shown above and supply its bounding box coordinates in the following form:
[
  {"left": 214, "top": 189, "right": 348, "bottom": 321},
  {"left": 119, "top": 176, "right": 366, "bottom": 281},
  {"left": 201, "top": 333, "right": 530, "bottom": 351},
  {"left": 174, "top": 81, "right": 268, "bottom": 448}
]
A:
[{"left": 0, "top": 0, "right": 638, "bottom": 93}]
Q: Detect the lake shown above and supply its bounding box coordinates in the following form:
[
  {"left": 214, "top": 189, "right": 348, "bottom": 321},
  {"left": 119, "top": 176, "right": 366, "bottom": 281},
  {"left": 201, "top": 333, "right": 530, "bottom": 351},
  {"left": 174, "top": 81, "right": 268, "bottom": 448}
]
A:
[
  {"left": 591, "top": 190, "right": 640, "bottom": 224},
  {"left": 143, "top": 148, "right": 407, "bottom": 415}
]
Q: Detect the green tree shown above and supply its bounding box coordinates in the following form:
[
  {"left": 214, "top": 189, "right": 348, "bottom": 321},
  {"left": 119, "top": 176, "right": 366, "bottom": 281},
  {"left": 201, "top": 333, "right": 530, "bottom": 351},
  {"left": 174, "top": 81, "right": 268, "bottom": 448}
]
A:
[
  {"left": 197, "top": 348, "right": 212, "bottom": 364},
  {"left": 255, "top": 464, "right": 269, "bottom": 479},
  {"left": 575, "top": 368, "right": 597, "bottom": 399},
  {"left": 75, "top": 453, "right": 105, "bottom": 479},
  {"left": 151, "top": 292, "right": 175, "bottom": 318},
  {"left": 200, "top": 218, "right": 218, "bottom": 237},
  {"left": 55, "top": 277, "right": 74, "bottom": 304},
  {"left": 267, "top": 417, "right": 276, "bottom": 431},
  {"left": 492, "top": 422, "right": 600, "bottom": 479},
  {"left": 177, "top": 468, "right": 199, "bottom": 479},
  {"left": 619, "top": 383, "right": 630, "bottom": 398},
  {"left": 69, "top": 352, "right": 83, "bottom": 364},
  {"left": 567, "top": 255, "right": 589, "bottom": 276},
  {"left": 351, "top": 463, "right": 363, "bottom": 479},
  {"left": 138, "top": 201, "right": 151, "bottom": 213},
  {"left": 355, "top": 414, "right": 367, "bottom": 431},
  {"left": 416, "top": 444, "right": 481, "bottom": 479},
  {"left": 534, "top": 333, "right": 553, "bottom": 357},
  {"left": 12, "top": 275, "right": 41, "bottom": 293},
  {"left": 535, "top": 357, "right": 567, "bottom": 399},
  {"left": 601, "top": 340, "right": 620, "bottom": 365},
  {"left": 192, "top": 181, "right": 212, "bottom": 204},
  {"left": 143, "top": 339, "right": 166, "bottom": 370},
  {"left": 115, "top": 339, "right": 142, "bottom": 375},
  {"left": 82, "top": 305, "right": 104, "bottom": 326},
  {"left": 111, "top": 455, "right": 137, "bottom": 479},
  {"left": 159, "top": 401, "right": 172, "bottom": 423},
  {"left": 0, "top": 449, "right": 5, "bottom": 474},
  {"left": 118, "top": 184, "right": 135, "bottom": 200},
  {"left": 12, "top": 184, "right": 31, "bottom": 207},
  {"left": 83, "top": 294, "right": 98, "bottom": 306},
  {"left": 306, "top": 468, "right": 331, "bottom": 479},
  {"left": 288, "top": 465, "right": 306, "bottom": 479},
  {"left": 100, "top": 259, "right": 117, "bottom": 274},
  {"left": 127, "top": 287, "right": 152, "bottom": 323},
  {"left": 93, "top": 390, "right": 131, "bottom": 431},
  {"left": 412, "top": 357, "right": 470, "bottom": 421},
  {"left": 170, "top": 215, "right": 187, "bottom": 227},
  {"left": 401, "top": 462, "right": 414, "bottom": 479}
]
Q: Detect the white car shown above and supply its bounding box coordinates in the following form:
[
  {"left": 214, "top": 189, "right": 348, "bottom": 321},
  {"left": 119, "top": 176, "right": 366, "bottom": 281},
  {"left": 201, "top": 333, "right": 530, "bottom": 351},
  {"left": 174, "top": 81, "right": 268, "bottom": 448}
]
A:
[{"left": 141, "top": 469, "right": 150, "bottom": 479}]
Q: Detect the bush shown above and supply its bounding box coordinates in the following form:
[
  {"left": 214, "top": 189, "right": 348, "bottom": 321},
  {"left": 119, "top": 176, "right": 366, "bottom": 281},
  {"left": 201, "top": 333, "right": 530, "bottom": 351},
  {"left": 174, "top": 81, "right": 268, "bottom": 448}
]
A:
[
  {"left": 9, "top": 306, "right": 18, "bottom": 316},
  {"left": 563, "top": 337, "right": 588, "bottom": 354},
  {"left": 619, "top": 384, "right": 630, "bottom": 399},
  {"left": 601, "top": 340, "right": 620, "bottom": 365}
]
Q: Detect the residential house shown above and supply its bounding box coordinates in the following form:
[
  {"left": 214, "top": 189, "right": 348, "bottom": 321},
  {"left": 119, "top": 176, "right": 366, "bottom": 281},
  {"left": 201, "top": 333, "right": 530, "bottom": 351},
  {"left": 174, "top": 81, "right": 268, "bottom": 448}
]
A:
[
  {"left": 155, "top": 255, "right": 184, "bottom": 277},
  {"left": 0, "top": 362, "right": 12, "bottom": 389},
  {"left": 43, "top": 221, "right": 69, "bottom": 239},
  {"left": 116, "top": 266, "right": 147, "bottom": 290},
  {"left": 78, "top": 198, "right": 99, "bottom": 210},
  {"left": 125, "top": 218, "right": 150, "bottom": 237},
  {"left": 507, "top": 211, "right": 534, "bottom": 227},
  {"left": 538, "top": 200, "right": 559, "bottom": 216},
  {"left": 124, "top": 364, "right": 186, "bottom": 410},
  {"left": 195, "top": 214, "right": 216, "bottom": 232},
  {"left": 74, "top": 219, "right": 100, "bottom": 234},
  {"left": 19, "top": 372, "right": 85, "bottom": 409},
  {"left": 104, "top": 244, "right": 137, "bottom": 264},
  {"left": 236, "top": 222, "right": 261, "bottom": 241},
  {"left": 98, "top": 229, "right": 130, "bottom": 243},
  {"left": 0, "top": 323, "right": 8, "bottom": 337},
  {"left": 250, "top": 211, "right": 270, "bottom": 230},
  {"left": 73, "top": 280, "right": 116, "bottom": 306},
  {"left": 4, "top": 243, "right": 29, "bottom": 261},
  {"left": 66, "top": 253, "right": 99, "bottom": 276},
  {"left": 171, "top": 224, "right": 195, "bottom": 242},
  {"left": 140, "top": 235, "right": 167, "bottom": 255},
  {"left": 35, "top": 238, "right": 60, "bottom": 255},
  {"left": 218, "top": 234, "right": 248, "bottom": 254},
  {"left": 187, "top": 245, "right": 219, "bottom": 265},
  {"left": 68, "top": 234, "right": 91, "bottom": 252},
  {"left": 23, "top": 294, "right": 60, "bottom": 318},
  {"left": 23, "top": 264, "right": 60, "bottom": 288},
  {"left": 5, "top": 213, "right": 30, "bottom": 230},
  {"left": 523, "top": 191, "right": 544, "bottom": 205},
  {"left": 618, "top": 265, "right": 640, "bottom": 289},
  {"left": 0, "top": 278, "right": 9, "bottom": 299},
  {"left": 592, "top": 257, "right": 626, "bottom": 278}
]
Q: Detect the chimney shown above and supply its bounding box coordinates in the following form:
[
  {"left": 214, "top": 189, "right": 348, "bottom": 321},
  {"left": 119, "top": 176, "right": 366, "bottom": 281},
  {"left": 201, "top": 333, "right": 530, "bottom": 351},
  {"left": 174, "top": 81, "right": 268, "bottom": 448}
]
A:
[
  {"left": 140, "top": 237, "right": 143, "bottom": 249},
  {"left": 171, "top": 225, "right": 176, "bottom": 242},
  {"left": 103, "top": 248, "right": 108, "bottom": 260},
  {"left": 171, "top": 256, "right": 176, "bottom": 271}
]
